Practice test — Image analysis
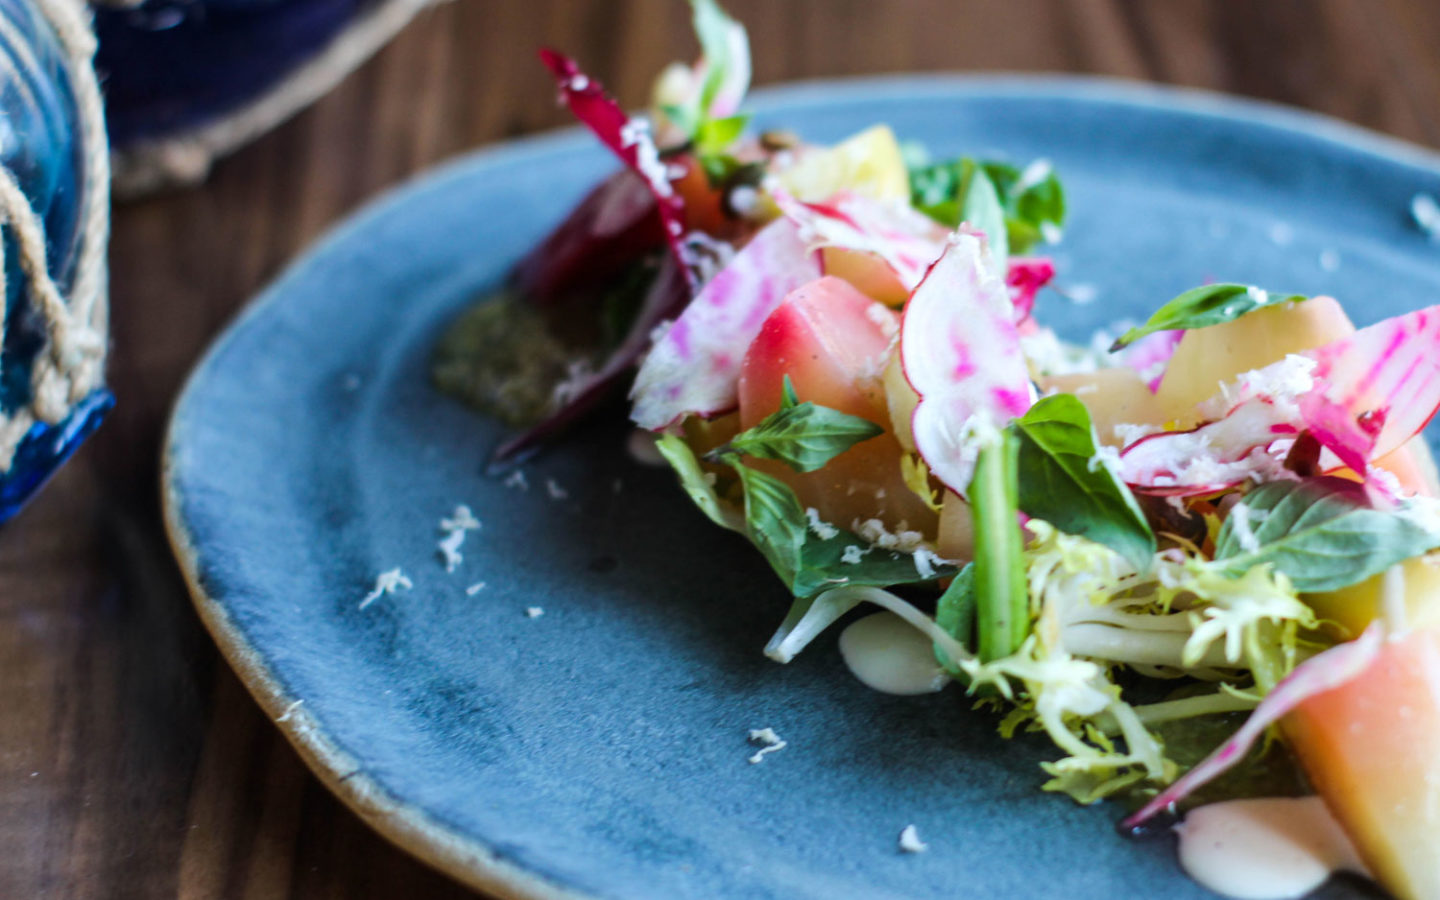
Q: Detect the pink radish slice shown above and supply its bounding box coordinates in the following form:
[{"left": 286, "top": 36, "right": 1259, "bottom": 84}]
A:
[
  {"left": 630, "top": 218, "right": 821, "bottom": 430},
  {"left": 903, "top": 232, "right": 1033, "bottom": 495},
  {"left": 1119, "top": 305, "right": 1440, "bottom": 495},
  {"left": 772, "top": 188, "right": 949, "bottom": 292},
  {"left": 1006, "top": 257, "right": 1055, "bottom": 321}
]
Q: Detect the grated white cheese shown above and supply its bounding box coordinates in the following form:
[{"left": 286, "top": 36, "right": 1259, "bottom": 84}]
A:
[
  {"left": 360, "top": 568, "right": 413, "bottom": 610},
  {"left": 276, "top": 699, "right": 304, "bottom": 723},
  {"left": 1014, "top": 158, "right": 1053, "bottom": 194},
  {"left": 1246, "top": 285, "right": 1270, "bottom": 306},
  {"left": 551, "top": 359, "right": 597, "bottom": 407},
  {"left": 437, "top": 505, "right": 481, "bottom": 572},
  {"left": 1413, "top": 193, "right": 1440, "bottom": 242},
  {"left": 525, "top": 606, "right": 545, "bottom": 618},
  {"left": 545, "top": 478, "right": 569, "bottom": 501},
  {"left": 440, "top": 505, "right": 481, "bottom": 532},
  {"left": 898, "top": 824, "right": 929, "bottom": 854},
  {"left": 841, "top": 544, "right": 867, "bottom": 564},
  {"left": 438, "top": 529, "right": 466, "bottom": 573},
  {"left": 853, "top": 518, "right": 927, "bottom": 553},
  {"left": 1040, "top": 222, "right": 1064, "bottom": 245},
  {"left": 1064, "top": 282, "right": 1100, "bottom": 305},
  {"left": 465, "top": 582, "right": 487, "bottom": 596},
  {"left": 806, "top": 508, "right": 840, "bottom": 541},
  {"left": 504, "top": 470, "right": 529, "bottom": 491},
  {"left": 619, "top": 116, "right": 675, "bottom": 199},
  {"left": 747, "top": 727, "right": 787, "bottom": 764},
  {"left": 912, "top": 548, "right": 947, "bottom": 580},
  {"left": 1227, "top": 504, "right": 1264, "bottom": 553}
]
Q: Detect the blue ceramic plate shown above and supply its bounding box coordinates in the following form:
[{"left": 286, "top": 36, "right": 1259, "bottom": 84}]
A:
[{"left": 163, "top": 77, "right": 1438, "bottom": 900}]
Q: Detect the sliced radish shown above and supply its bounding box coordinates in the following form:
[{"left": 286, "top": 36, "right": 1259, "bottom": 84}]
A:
[
  {"left": 1006, "top": 257, "right": 1056, "bottom": 322},
  {"left": 1119, "top": 306, "right": 1440, "bottom": 496},
  {"left": 771, "top": 187, "right": 949, "bottom": 292},
  {"left": 630, "top": 218, "right": 821, "bottom": 430},
  {"left": 904, "top": 232, "right": 1032, "bottom": 495},
  {"left": 1305, "top": 305, "right": 1440, "bottom": 463}
]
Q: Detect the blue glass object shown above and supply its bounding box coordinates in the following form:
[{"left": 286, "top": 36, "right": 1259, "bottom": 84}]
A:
[
  {"left": 0, "top": 0, "right": 107, "bottom": 523},
  {"left": 94, "top": 0, "right": 373, "bottom": 147}
]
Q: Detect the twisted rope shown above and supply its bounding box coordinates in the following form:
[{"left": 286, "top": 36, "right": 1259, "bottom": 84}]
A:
[{"left": 0, "top": 0, "right": 109, "bottom": 471}]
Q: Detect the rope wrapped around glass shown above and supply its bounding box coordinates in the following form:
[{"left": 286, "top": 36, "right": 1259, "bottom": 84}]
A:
[{"left": 0, "top": 0, "right": 112, "bottom": 523}]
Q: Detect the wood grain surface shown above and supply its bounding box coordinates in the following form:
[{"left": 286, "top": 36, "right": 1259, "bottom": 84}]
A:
[{"left": 4, "top": 1, "right": 1439, "bottom": 897}]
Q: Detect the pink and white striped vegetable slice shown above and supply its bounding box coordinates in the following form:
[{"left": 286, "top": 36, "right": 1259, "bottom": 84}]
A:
[
  {"left": 1117, "top": 328, "right": 1184, "bottom": 393},
  {"left": 1306, "top": 304, "right": 1440, "bottom": 463},
  {"left": 539, "top": 49, "right": 694, "bottom": 290},
  {"left": 772, "top": 188, "right": 948, "bottom": 292},
  {"left": 904, "top": 232, "right": 1033, "bottom": 495},
  {"left": 1006, "top": 257, "right": 1056, "bottom": 322},
  {"left": 630, "top": 218, "right": 821, "bottom": 429},
  {"left": 1122, "top": 624, "right": 1384, "bottom": 829},
  {"left": 1120, "top": 305, "right": 1440, "bottom": 495}
]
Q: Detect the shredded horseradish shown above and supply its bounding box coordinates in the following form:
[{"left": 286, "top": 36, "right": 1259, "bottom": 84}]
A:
[
  {"left": 898, "top": 824, "right": 929, "bottom": 854},
  {"left": 853, "top": 518, "right": 927, "bottom": 553},
  {"left": 545, "top": 478, "right": 569, "bottom": 501},
  {"left": 466, "top": 581, "right": 487, "bottom": 596},
  {"left": 1412, "top": 193, "right": 1440, "bottom": 242},
  {"left": 747, "top": 727, "right": 787, "bottom": 764},
  {"left": 504, "top": 470, "right": 529, "bottom": 491},
  {"left": 806, "top": 508, "right": 840, "bottom": 541},
  {"left": 438, "top": 530, "right": 466, "bottom": 573},
  {"left": 360, "top": 568, "right": 413, "bottom": 609},
  {"left": 437, "top": 505, "right": 481, "bottom": 573},
  {"left": 525, "top": 606, "right": 545, "bottom": 618}
]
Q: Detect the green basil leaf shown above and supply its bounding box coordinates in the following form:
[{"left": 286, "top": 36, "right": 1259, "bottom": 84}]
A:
[
  {"left": 934, "top": 562, "right": 976, "bottom": 672},
  {"left": 961, "top": 163, "right": 1009, "bottom": 267},
  {"left": 655, "top": 434, "right": 742, "bottom": 532},
  {"left": 734, "top": 463, "right": 807, "bottom": 588},
  {"left": 1011, "top": 394, "right": 1156, "bottom": 572},
  {"left": 1111, "top": 283, "right": 1306, "bottom": 351},
  {"left": 695, "top": 113, "right": 751, "bottom": 156},
  {"left": 792, "top": 531, "right": 954, "bottom": 598},
  {"left": 908, "top": 159, "right": 963, "bottom": 212},
  {"left": 1212, "top": 477, "right": 1440, "bottom": 592},
  {"left": 718, "top": 394, "right": 883, "bottom": 473},
  {"left": 970, "top": 433, "right": 1028, "bottom": 661},
  {"left": 732, "top": 462, "right": 954, "bottom": 597}
]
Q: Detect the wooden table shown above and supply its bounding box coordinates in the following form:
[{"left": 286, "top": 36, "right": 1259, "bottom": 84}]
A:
[{"left": 5, "top": 1, "right": 1439, "bottom": 896}]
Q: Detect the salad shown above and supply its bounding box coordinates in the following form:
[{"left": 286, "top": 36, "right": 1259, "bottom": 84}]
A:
[{"left": 434, "top": 3, "right": 1440, "bottom": 898}]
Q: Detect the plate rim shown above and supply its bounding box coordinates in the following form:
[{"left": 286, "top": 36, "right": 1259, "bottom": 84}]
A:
[{"left": 160, "top": 72, "right": 1440, "bottom": 900}]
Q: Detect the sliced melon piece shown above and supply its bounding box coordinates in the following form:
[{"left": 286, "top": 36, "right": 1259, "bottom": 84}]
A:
[
  {"left": 1038, "top": 368, "right": 1170, "bottom": 448},
  {"left": 822, "top": 247, "right": 911, "bottom": 307},
  {"left": 1155, "top": 296, "right": 1354, "bottom": 425},
  {"left": 775, "top": 124, "right": 910, "bottom": 204},
  {"left": 738, "top": 276, "right": 935, "bottom": 533},
  {"left": 1284, "top": 628, "right": 1440, "bottom": 900}
]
